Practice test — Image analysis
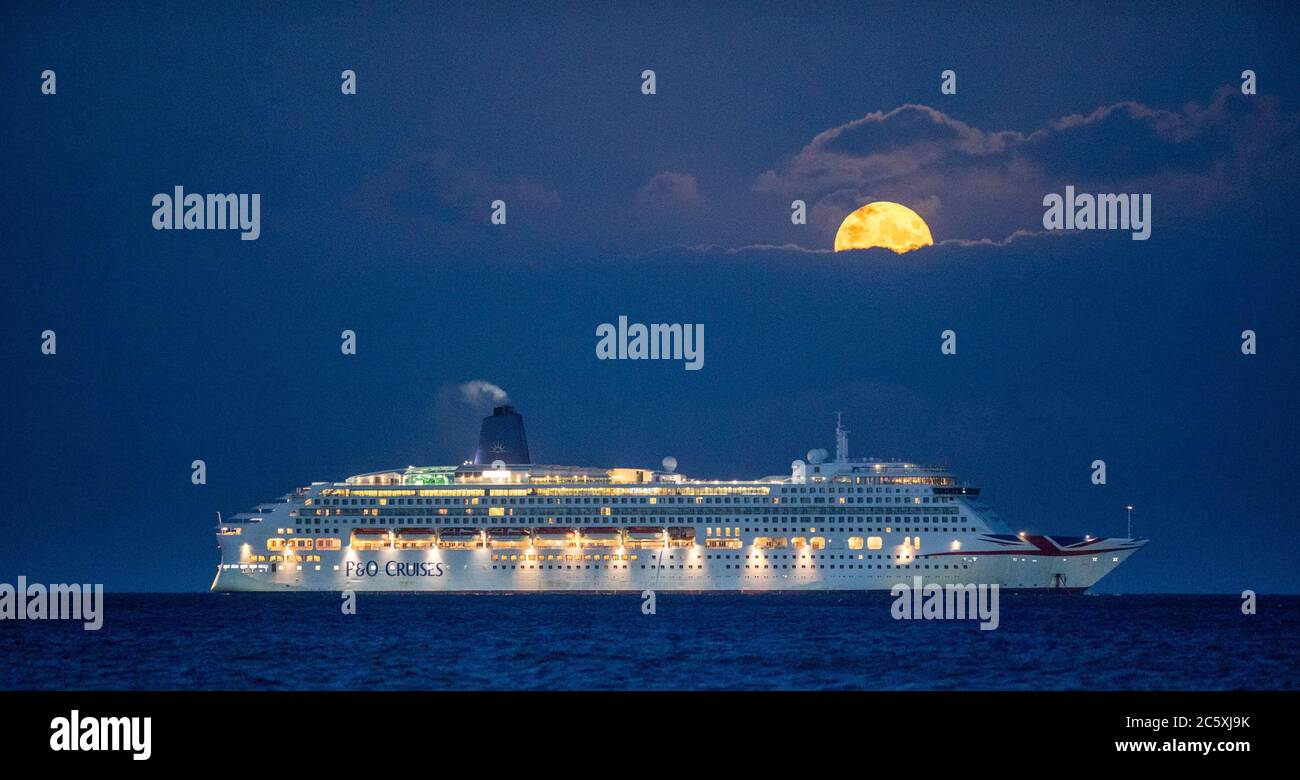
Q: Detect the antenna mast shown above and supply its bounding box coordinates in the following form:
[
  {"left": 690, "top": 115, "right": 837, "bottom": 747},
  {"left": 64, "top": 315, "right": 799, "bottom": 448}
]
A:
[{"left": 835, "top": 412, "right": 849, "bottom": 463}]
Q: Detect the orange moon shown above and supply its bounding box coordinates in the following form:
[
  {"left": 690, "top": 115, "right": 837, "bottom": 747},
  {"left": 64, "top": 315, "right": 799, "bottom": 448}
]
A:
[{"left": 833, "top": 202, "right": 934, "bottom": 253}]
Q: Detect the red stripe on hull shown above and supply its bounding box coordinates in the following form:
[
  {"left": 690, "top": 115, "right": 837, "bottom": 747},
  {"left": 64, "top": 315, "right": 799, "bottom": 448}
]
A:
[{"left": 924, "top": 546, "right": 1135, "bottom": 558}]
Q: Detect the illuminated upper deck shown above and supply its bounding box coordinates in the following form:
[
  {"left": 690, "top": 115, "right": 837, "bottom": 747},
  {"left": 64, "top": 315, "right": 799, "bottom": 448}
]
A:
[
  {"left": 336, "top": 459, "right": 955, "bottom": 490},
  {"left": 332, "top": 413, "right": 959, "bottom": 494}
]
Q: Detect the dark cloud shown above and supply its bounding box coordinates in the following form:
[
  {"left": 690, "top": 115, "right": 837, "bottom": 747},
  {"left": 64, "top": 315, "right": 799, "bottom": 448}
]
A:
[
  {"left": 638, "top": 171, "right": 704, "bottom": 211},
  {"left": 756, "top": 87, "right": 1299, "bottom": 244},
  {"left": 357, "top": 151, "right": 560, "bottom": 250}
]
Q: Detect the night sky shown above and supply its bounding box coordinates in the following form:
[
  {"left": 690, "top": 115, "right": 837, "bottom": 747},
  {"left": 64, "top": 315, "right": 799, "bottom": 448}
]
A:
[{"left": 3, "top": 2, "right": 1298, "bottom": 592}]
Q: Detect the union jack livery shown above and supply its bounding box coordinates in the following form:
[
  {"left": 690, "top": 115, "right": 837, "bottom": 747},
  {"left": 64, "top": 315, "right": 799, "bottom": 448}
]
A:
[{"left": 212, "top": 406, "right": 1146, "bottom": 592}]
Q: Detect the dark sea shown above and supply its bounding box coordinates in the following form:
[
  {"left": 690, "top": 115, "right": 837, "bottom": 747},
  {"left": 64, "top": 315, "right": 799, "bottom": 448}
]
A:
[{"left": 2, "top": 593, "right": 1296, "bottom": 690}]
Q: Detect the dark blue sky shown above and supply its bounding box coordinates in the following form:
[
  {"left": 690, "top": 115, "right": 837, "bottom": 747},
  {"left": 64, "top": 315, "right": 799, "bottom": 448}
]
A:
[{"left": 3, "top": 2, "right": 1298, "bottom": 592}]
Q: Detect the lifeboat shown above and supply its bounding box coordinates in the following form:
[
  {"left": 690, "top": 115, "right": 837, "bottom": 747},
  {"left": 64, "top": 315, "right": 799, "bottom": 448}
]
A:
[
  {"left": 666, "top": 526, "right": 697, "bottom": 547},
  {"left": 753, "top": 536, "right": 788, "bottom": 550},
  {"left": 533, "top": 527, "right": 578, "bottom": 548},
  {"left": 486, "top": 527, "right": 531, "bottom": 549},
  {"left": 437, "top": 527, "right": 482, "bottom": 549},
  {"left": 578, "top": 527, "right": 622, "bottom": 547},
  {"left": 395, "top": 527, "right": 437, "bottom": 549},
  {"left": 350, "top": 527, "right": 392, "bottom": 551},
  {"left": 624, "top": 526, "right": 665, "bottom": 548}
]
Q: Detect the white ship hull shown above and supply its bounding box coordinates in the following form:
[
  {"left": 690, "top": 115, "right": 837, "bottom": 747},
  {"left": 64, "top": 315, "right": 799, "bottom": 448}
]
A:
[
  {"left": 213, "top": 537, "right": 1145, "bottom": 593},
  {"left": 211, "top": 407, "right": 1147, "bottom": 594}
]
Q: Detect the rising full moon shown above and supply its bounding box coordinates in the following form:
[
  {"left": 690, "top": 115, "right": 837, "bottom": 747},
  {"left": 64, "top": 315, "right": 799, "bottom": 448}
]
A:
[{"left": 833, "top": 202, "right": 934, "bottom": 253}]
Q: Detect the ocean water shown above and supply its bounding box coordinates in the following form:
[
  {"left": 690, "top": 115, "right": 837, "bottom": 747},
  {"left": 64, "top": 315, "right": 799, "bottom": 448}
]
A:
[{"left": 1, "top": 593, "right": 1296, "bottom": 690}]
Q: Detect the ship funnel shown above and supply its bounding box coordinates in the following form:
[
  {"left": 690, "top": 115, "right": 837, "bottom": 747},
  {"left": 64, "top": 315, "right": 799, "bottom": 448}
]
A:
[{"left": 474, "top": 404, "right": 531, "bottom": 465}]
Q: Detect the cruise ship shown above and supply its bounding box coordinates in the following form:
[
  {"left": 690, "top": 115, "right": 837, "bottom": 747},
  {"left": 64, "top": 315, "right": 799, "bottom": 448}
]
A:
[{"left": 212, "top": 405, "right": 1146, "bottom": 592}]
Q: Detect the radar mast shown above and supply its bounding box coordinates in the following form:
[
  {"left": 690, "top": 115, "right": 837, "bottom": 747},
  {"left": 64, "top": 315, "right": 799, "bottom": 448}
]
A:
[{"left": 835, "top": 412, "right": 850, "bottom": 463}]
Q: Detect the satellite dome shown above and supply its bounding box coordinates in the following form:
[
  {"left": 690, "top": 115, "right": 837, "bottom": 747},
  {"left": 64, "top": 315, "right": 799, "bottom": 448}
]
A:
[
  {"left": 661, "top": 456, "right": 678, "bottom": 473},
  {"left": 807, "top": 448, "right": 828, "bottom": 465},
  {"left": 491, "top": 460, "right": 506, "bottom": 470}
]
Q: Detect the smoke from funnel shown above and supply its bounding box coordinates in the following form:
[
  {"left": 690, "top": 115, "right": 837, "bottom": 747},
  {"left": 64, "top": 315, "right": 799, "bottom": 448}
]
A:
[
  {"left": 460, "top": 380, "right": 509, "bottom": 406},
  {"left": 428, "top": 380, "right": 516, "bottom": 465}
]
